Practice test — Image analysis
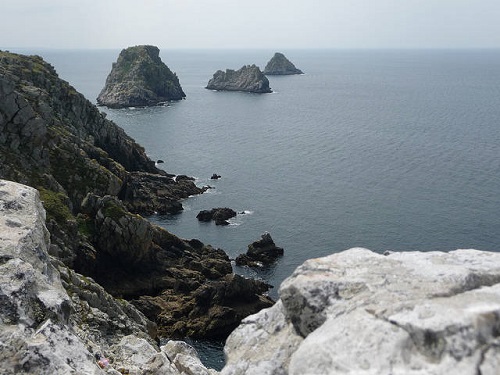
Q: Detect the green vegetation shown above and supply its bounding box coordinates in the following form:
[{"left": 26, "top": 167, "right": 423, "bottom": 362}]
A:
[
  {"left": 102, "top": 199, "right": 127, "bottom": 222},
  {"left": 38, "top": 187, "right": 74, "bottom": 224}
]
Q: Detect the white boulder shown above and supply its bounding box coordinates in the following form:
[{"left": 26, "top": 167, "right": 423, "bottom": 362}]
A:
[{"left": 221, "top": 247, "right": 500, "bottom": 375}]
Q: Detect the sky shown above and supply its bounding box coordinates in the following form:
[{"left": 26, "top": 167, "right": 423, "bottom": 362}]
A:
[{"left": 2, "top": 0, "right": 500, "bottom": 50}]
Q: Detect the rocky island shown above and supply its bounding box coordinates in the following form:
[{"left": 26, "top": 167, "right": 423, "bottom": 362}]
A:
[
  {"left": 206, "top": 64, "right": 272, "bottom": 93},
  {"left": 0, "top": 49, "right": 273, "bottom": 370},
  {"left": 263, "top": 52, "right": 303, "bottom": 75},
  {"left": 97, "top": 45, "right": 185, "bottom": 108}
]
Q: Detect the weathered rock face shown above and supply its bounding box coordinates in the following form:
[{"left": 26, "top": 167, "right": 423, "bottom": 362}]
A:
[
  {"left": 97, "top": 45, "right": 185, "bottom": 108},
  {"left": 0, "top": 180, "right": 218, "bottom": 374},
  {"left": 222, "top": 248, "right": 500, "bottom": 375},
  {"left": 206, "top": 65, "right": 272, "bottom": 93},
  {"left": 235, "top": 232, "right": 284, "bottom": 267},
  {"left": 263, "top": 52, "right": 303, "bottom": 75},
  {"left": 0, "top": 51, "right": 273, "bottom": 341}
]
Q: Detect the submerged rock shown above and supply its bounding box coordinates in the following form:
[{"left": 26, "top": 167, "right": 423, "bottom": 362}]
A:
[
  {"left": 264, "top": 52, "right": 303, "bottom": 75},
  {"left": 235, "top": 232, "right": 284, "bottom": 267},
  {"left": 97, "top": 45, "right": 185, "bottom": 108},
  {"left": 206, "top": 65, "right": 272, "bottom": 93},
  {"left": 222, "top": 248, "right": 500, "bottom": 375}
]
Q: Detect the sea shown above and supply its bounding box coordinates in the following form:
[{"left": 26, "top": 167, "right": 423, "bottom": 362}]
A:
[{"left": 9, "top": 48, "right": 500, "bottom": 369}]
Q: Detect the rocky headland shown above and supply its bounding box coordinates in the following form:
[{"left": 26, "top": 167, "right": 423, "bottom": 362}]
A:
[
  {"left": 221, "top": 248, "right": 500, "bottom": 375},
  {"left": 0, "top": 50, "right": 273, "bottom": 346},
  {"left": 206, "top": 65, "right": 272, "bottom": 93},
  {"left": 263, "top": 52, "right": 303, "bottom": 75},
  {"left": 97, "top": 45, "right": 185, "bottom": 108}
]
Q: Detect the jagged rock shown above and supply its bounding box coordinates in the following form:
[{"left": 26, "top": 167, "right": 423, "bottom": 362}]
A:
[
  {"left": 210, "top": 173, "right": 221, "bottom": 180},
  {"left": 206, "top": 65, "right": 272, "bottom": 93},
  {"left": 221, "top": 248, "right": 500, "bottom": 375},
  {"left": 0, "top": 180, "right": 218, "bottom": 374},
  {"left": 163, "top": 341, "right": 219, "bottom": 375},
  {"left": 97, "top": 45, "right": 185, "bottom": 108},
  {"left": 263, "top": 52, "right": 303, "bottom": 75},
  {"left": 197, "top": 207, "right": 237, "bottom": 225},
  {"left": 235, "top": 232, "right": 284, "bottom": 267}
]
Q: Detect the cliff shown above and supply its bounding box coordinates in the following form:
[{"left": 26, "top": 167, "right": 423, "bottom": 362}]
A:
[
  {"left": 263, "top": 52, "right": 303, "bottom": 75},
  {"left": 206, "top": 65, "right": 272, "bottom": 93},
  {"left": 221, "top": 248, "right": 500, "bottom": 375},
  {"left": 97, "top": 45, "right": 185, "bottom": 108},
  {"left": 0, "top": 180, "right": 217, "bottom": 374},
  {"left": 0, "top": 50, "right": 272, "bottom": 341}
]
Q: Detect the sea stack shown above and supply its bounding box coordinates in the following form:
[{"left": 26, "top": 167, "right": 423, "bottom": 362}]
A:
[
  {"left": 264, "top": 52, "right": 303, "bottom": 75},
  {"left": 206, "top": 65, "right": 272, "bottom": 93},
  {"left": 97, "top": 45, "right": 185, "bottom": 108}
]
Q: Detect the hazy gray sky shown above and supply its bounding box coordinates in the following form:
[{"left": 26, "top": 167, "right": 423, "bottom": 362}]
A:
[{"left": 3, "top": 0, "right": 500, "bottom": 49}]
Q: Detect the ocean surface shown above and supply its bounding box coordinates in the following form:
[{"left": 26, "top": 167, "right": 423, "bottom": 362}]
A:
[{"left": 11, "top": 48, "right": 500, "bottom": 369}]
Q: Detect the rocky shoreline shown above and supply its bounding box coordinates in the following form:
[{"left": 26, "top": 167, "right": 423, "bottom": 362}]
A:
[{"left": 0, "top": 50, "right": 273, "bottom": 345}]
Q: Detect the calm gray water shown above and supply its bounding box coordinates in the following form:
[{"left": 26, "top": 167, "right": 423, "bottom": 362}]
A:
[{"left": 13, "top": 48, "right": 500, "bottom": 369}]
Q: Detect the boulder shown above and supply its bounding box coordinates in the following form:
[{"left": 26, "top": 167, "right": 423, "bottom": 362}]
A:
[
  {"left": 235, "top": 232, "right": 284, "bottom": 267},
  {"left": 206, "top": 65, "right": 272, "bottom": 93},
  {"left": 222, "top": 248, "right": 500, "bottom": 375},
  {"left": 263, "top": 52, "right": 303, "bottom": 75},
  {"left": 196, "top": 207, "right": 237, "bottom": 225},
  {"left": 97, "top": 45, "right": 185, "bottom": 108}
]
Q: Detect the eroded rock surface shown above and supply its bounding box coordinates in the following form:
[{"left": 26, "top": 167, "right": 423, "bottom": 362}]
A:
[
  {"left": 222, "top": 248, "right": 500, "bottom": 375},
  {"left": 0, "top": 180, "right": 219, "bottom": 374}
]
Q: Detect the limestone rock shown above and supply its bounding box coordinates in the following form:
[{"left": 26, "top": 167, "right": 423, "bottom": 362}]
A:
[
  {"left": 221, "top": 248, "right": 500, "bottom": 375},
  {"left": 235, "top": 232, "right": 284, "bottom": 267},
  {"left": 206, "top": 65, "right": 272, "bottom": 93},
  {"left": 263, "top": 52, "right": 303, "bottom": 75},
  {"left": 0, "top": 180, "right": 213, "bottom": 375},
  {"left": 97, "top": 45, "right": 185, "bottom": 108}
]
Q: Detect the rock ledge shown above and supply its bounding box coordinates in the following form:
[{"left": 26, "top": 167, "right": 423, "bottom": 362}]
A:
[{"left": 222, "top": 247, "right": 500, "bottom": 375}]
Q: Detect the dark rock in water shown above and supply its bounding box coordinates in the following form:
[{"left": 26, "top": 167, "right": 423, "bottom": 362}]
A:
[
  {"left": 206, "top": 65, "right": 272, "bottom": 93},
  {"left": 156, "top": 159, "right": 164, "bottom": 164},
  {"left": 196, "top": 207, "right": 237, "bottom": 225},
  {"left": 211, "top": 173, "right": 221, "bottom": 180},
  {"left": 236, "top": 232, "right": 284, "bottom": 267},
  {"left": 97, "top": 45, "right": 185, "bottom": 108},
  {"left": 264, "top": 52, "right": 303, "bottom": 75}
]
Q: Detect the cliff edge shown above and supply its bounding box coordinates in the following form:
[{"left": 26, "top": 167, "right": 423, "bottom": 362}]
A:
[
  {"left": 263, "top": 52, "right": 303, "bottom": 75},
  {"left": 97, "top": 45, "right": 185, "bottom": 108},
  {"left": 0, "top": 179, "right": 218, "bottom": 374},
  {"left": 0, "top": 50, "right": 273, "bottom": 341},
  {"left": 222, "top": 248, "right": 500, "bottom": 375},
  {"left": 206, "top": 65, "right": 272, "bottom": 93}
]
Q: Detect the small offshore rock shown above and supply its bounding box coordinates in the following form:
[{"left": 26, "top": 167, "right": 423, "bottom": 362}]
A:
[
  {"left": 196, "top": 207, "right": 237, "bottom": 225},
  {"left": 263, "top": 52, "right": 303, "bottom": 75},
  {"left": 235, "top": 232, "right": 284, "bottom": 267},
  {"left": 97, "top": 45, "right": 185, "bottom": 108},
  {"left": 206, "top": 65, "right": 272, "bottom": 93},
  {"left": 210, "top": 173, "right": 221, "bottom": 180}
]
